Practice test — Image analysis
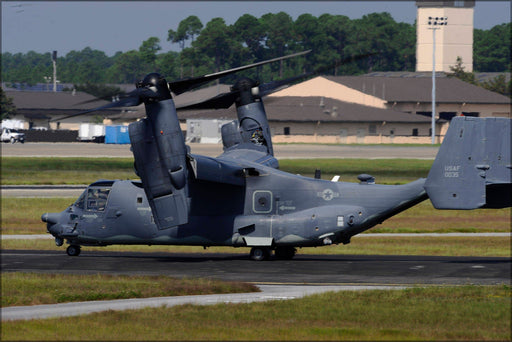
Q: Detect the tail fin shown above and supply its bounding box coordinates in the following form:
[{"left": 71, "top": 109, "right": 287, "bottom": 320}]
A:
[{"left": 424, "top": 116, "right": 511, "bottom": 209}]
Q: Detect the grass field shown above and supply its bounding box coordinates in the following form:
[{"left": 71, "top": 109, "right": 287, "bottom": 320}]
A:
[
  {"left": 279, "top": 158, "right": 433, "bottom": 184},
  {"left": 1, "top": 273, "right": 257, "bottom": 307},
  {"left": 1, "top": 157, "right": 136, "bottom": 185},
  {"left": 2, "top": 285, "right": 510, "bottom": 341},
  {"left": 1, "top": 157, "right": 432, "bottom": 185}
]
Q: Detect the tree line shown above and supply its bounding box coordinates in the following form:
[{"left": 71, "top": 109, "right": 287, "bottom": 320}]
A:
[{"left": 1, "top": 12, "right": 510, "bottom": 91}]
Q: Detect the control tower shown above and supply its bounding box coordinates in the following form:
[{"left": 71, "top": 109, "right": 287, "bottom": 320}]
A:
[{"left": 416, "top": 1, "right": 475, "bottom": 72}]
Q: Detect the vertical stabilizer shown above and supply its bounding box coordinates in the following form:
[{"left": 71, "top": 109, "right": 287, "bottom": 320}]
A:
[{"left": 425, "top": 116, "right": 511, "bottom": 209}]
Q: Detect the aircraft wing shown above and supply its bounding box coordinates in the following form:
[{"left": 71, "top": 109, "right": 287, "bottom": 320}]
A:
[
  {"left": 218, "top": 143, "right": 279, "bottom": 168},
  {"left": 189, "top": 147, "right": 277, "bottom": 187}
]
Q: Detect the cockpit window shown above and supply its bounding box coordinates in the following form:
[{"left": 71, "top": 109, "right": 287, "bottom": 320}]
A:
[
  {"left": 74, "top": 190, "right": 87, "bottom": 209},
  {"left": 86, "top": 187, "right": 111, "bottom": 211}
]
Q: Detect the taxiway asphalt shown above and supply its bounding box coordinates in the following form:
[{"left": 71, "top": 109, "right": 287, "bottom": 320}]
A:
[
  {"left": 1, "top": 142, "right": 439, "bottom": 159},
  {"left": 2, "top": 249, "right": 510, "bottom": 286}
]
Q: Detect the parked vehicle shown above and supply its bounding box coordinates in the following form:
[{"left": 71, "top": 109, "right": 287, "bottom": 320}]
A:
[
  {"left": 78, "top": 124, "right": 105, "bottom": 143},
  {"left": 1, "top": 128, "right": 25, "bottom": 143}
]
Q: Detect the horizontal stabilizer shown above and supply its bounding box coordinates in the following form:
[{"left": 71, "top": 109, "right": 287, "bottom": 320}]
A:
[{"left": 425, "top": 116, "right": 511, "bottom": 209}]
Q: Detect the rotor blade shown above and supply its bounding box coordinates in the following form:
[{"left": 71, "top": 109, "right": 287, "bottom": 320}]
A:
[
  {"left": 51, "top": 89, "right": 145, "bottom": 122},
  {"left": 258, "top": 72, "right": 315, "bottom": 97},
  {"left": 176, "top": 73, "right": 311, "bottom": 111},
  {"left": 175, "top": 51, "right": 379, "bottom": 111},
  {"left": 260, "top": 51, "right": 379, "bottom": 96},
  {"left": 50, "top": 102, "right": 123, "bottom": 122},
  {"left": 176, "top": 92, "right": 237, "bottom": 110},
  {"left": 169, "top": 50, "right": 311, "bottom": 96},
  {"left": 316, "top": 51, "right": 379, "bottom": 75},
  {"left": 73, "top": 97, "right": 109, "bottom": 106},
  {"left": 73, "top": 94, "right": 125, "bottom": 106}
]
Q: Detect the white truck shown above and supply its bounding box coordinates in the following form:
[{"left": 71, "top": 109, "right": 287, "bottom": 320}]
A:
[
  {"left": 78, "top": 124, "right": 105, "bottom": 142},
  {"left": 1, "top": 127, "right": 25, "bottom": 143}
]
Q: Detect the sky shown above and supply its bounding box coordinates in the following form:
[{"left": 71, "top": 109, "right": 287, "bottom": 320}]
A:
[{"left": 1, "top": 1, "right": 510, "bottom": 57}]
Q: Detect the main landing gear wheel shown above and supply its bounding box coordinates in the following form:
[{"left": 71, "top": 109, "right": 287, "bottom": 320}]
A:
[
  {"left": 66, "top": 245, "right": 81, "bottom": 256},
  {"left": 250, "top": 247, "right": 270, "bottom": 261},
  {"left": 274, "top": 246, "right": 296, "bottom": 260}
]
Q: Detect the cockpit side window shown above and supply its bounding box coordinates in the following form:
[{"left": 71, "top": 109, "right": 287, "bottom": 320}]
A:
[
  {"left": 74, "top": 190, "right": 87, "bottom": 209},
  {"left": 86, "top": 187, "right": 111, "bottom": 211}
]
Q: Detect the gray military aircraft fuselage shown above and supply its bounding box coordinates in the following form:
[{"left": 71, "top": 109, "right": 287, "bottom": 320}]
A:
[
  {"left": 43, "top": 158, "right": 427, "bottom": 259},
  {"left": 42, "top": 52, "right": 511, "bottom": 260}
]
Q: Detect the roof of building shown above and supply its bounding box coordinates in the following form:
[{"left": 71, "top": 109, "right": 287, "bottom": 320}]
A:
[
  {"left": 324, "top": 75, "right": 511, "bottom": 104},
  {"left": 6, "top": 90, "right": 111, "bottom": 110},
  {"left": 5, "top": 90, "right": 124, "bottom": 118},
  {"left": 179, "top": 96, "right": 435, "bottom": 124}
]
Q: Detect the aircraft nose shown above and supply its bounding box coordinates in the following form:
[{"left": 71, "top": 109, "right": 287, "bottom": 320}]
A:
[{"left": 41, "top": 212, "right": 59, "bottom": 224}]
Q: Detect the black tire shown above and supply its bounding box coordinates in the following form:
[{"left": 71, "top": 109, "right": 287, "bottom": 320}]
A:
[
  {"left": 250, "top": 247, "right": 270, "bottom": 261},
  {"left": 274, "top": 246, "right": 296, "bottom": 260},
  {"left": 66, "top": 245, "right": 81, "bottom": 256}
]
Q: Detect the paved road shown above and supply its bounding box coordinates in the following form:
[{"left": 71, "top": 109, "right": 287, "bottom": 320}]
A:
[
  {"left": 2, "top": 284, "right": 405, "bottom": 321},
  {"left": 2, "top": 250, "right": 509, "bottom": 286},
  {"left": 1, "top": 142, "right": 439, "bottom": 159},
  {"left": 1, "top": 185, "right": 86, "bottom": 198}
]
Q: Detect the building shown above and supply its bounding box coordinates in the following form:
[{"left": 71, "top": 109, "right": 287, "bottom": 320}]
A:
[
  {"left": 4, "top": 90, "right": 126, "bottom": 130},
  {"left": 269, "top": 74, "right": 510, "bottom": 142},
  {"left": 416, "top": 1, "right": 475, "bottom": 72},
  {"left": 179, "top": 95, "right": 439, "bottom": 144}
]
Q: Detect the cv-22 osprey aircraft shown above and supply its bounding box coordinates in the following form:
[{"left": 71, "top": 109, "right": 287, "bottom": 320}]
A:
[{"left": 42, "top": 52, "right": 511, "bottom": 260}]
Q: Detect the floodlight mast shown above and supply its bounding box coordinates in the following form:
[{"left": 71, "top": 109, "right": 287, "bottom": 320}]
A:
[
  {"left": 427, "top": 16, "right": 447, "bottom": 144},
  {"left": 52, "top": 51, "right": 57, "bottom": 92},
  {"left": 44, "top": 76, "right": 51, "bottom": 92}
]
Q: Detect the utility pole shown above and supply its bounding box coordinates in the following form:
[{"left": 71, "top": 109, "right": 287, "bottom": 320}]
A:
[{"left": 427, "top": 16, "right": 447, "bottom": 144}]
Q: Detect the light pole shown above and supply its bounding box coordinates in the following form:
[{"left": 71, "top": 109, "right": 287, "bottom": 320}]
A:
[
  {"left": 427, "top": 16, "right": 447, "bottom": 144},
  {"left": 52, "top": 51, "right": 57, "bottom": 92}
]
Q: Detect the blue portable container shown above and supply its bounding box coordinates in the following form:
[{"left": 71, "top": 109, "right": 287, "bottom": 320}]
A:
[{"left": 105, "top": 125, "right": 131, "bottom": 144}]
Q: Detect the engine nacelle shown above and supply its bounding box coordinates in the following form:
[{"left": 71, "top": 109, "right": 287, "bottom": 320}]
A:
[
  {"left": 129, "top": 99, "right": 189, "bottom": 229},
  {"left": 221, "top": 120, "right": 243, "bottom": 150}
]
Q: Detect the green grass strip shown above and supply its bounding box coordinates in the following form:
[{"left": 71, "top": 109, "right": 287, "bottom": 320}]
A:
[
  {"left": 1, "top": 272, "right": 258, "bottom": 307},
  {"left": 1, "top": 157, "right": 432, "bottom": 185},
  {"left": 2, "top": 285, "right": 510, "bottom": 340}
]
